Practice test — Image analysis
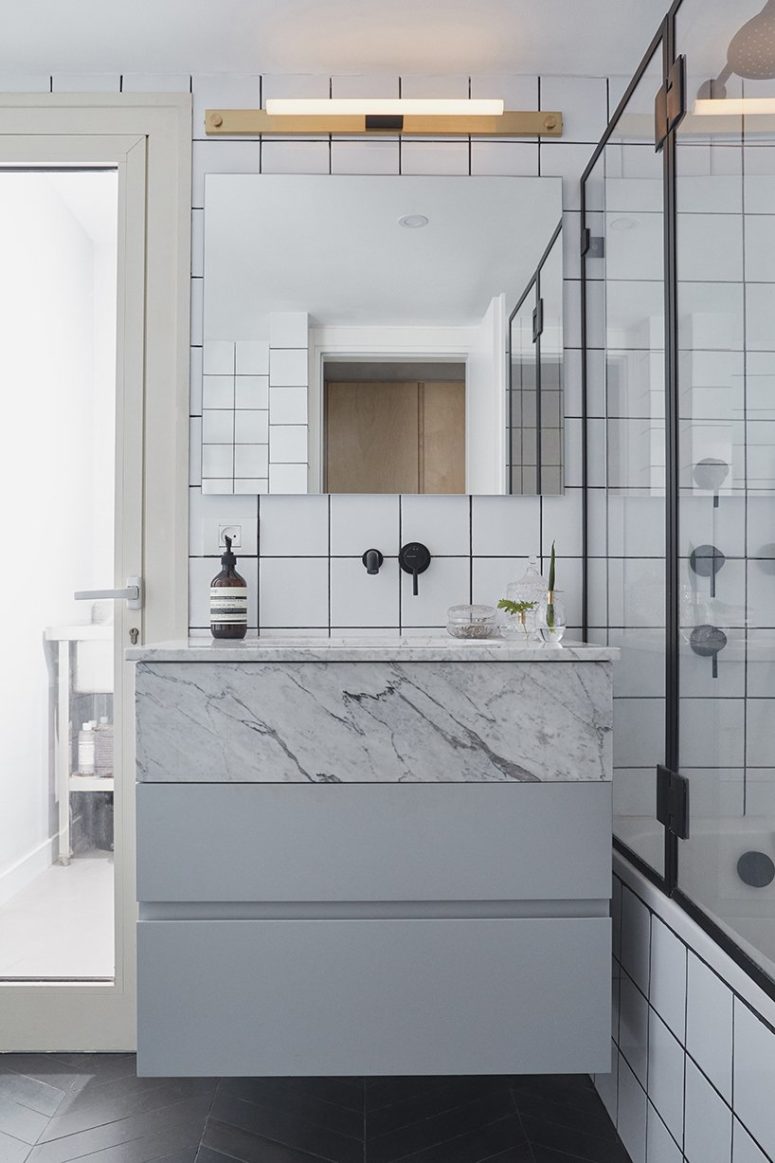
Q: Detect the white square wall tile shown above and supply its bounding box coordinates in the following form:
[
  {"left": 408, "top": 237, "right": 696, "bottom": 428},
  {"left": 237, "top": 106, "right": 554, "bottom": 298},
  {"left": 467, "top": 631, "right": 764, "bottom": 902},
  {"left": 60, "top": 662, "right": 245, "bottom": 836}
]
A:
[
  {"left": 189, "top": 556, "right": 257, "bottom": 629},
  {"left": 619, "top": 975, "right": 649, "bottom": 1086},
  {"left": 472, "top": 495, "right": 540, "bottom": 557},
  {"left": 686, "top": 954, "right": 733, "bottom": 1102},
  {"left": 235, "top": 411, "right": 269, "bottom": 444},
  {"left": 648, "top": 1010, "right": 685, "bottom": 1147},
  {"left": 261, "top": 74, "right": 330, "bottom": 102},
  {"left": 52, "top": 73, "right": 121, "bottom": 91},
  {"left": 470, "top": 73, "right": 539, "bottom": 109},
  {"left": 330, "top": 557, "right": 399, "bottom": 627},
  {"left": 540, "top": 77, "right": 608, "bottom": 143},
  {"left": 331, "top": 140, "right": 401, "bottom": 174},
  {"left": 400, "top": 75, "right": 470, "bottom": 98},
  {"left": 470, "top": 142, "right": 538, "bottom": 175},
  {"left": 120, "top": 73, "right": 190, "bottom": 92},
  {"left": 270, "top": 386, "right": 308, "bottom": 424},
  {"left": 620, "top": 886, "right": 651, "bottom": 994},
  {"left": 235, "top": 341, "right": 269, "bottom": 376},
  {"left": 401, "top": 494, "right": 470, "bottom": 555},
  {"left": 202, "top": 410, "right": 234, "bottom": 444},
  {"left": 189, "top": 489, "right": 258, "bottom": 555},
  {"left": 235, "top": 445, "right": 269, "bottom": 478},
  {"left": 540, "top": 143, "right": 596, "bottom": 211},
  {"left": 192, "top": 74, "right": 261, "bottom": 139},
  {"left": 269, "top": 464, "right": 308, "bottom": 494},
  {"left": 647, "top": 1105, "right": 682, "bottom": 1163},
  {"left": 190, "top": 277, "right": 203, "bottom": 346},
  {"left": 472, "top": 557, "right": 529, "bottom": 608},
  {"left": 235, "top": 479, "right": 267, "bottom": 495},
  {"left": 202, "top": 479, "right": 234, "bottom": 495},
  {"left": 330, "top": 494, "right": 400, "bottom": 556},
  {"left": 201, "top": 333, "right": 226, "bottom": 378},
  {"left": 203, "top": 375, "right": 234, "bottom": 409},
  {"left": 542, "top": 492, "right": 583, "bottom": 557},
  {"left": 684, "top": 1058, "right": 732, "bottom": 1163},
  {"left": 401, "top": 142, "right": 469, "bottom": 176},
  {"left": 259, "top": 494, "right": 328, "bottom": 556},
  {"left": 261, "top": 141, "right": 330, "bottom": 174},
  {"left": 202, "top": 445, "right": 233, "bottom": 478},
  {"left": 401, "top": 557, "right": 470, "bottom": 627},
  {"left": 236, "top": 376, "right": 269, "bottom": 409},
  {"left": 189, "top": 346, "right": 203, "bottom": 414},
  {"left": 270, "top": 348, "right": 308, "bottom": 387},
  {"left": 331, "top": 75, "right": 399, "bottom": 98},
  {"left": 270, "top": 425, "right": 307, "bottom": 463},
  {"left": 190, "top": 418, "right": 202, "bottom": 486},
  {"left": 191, "top": 208, "right": 204, "bottom": 277},
  {"left": 649, "top": 918, "right": 686, "bottom": 1042},
  {"left": 259, "top": 557, "right": 328, "bottom": 628},
  {"left": 618, "top": 1055, "right": 647, "bottom": 1163},
  {"left": 269, "top": 312, "right": 309, "bottom": 349},
  {"left": 734, "top": 1000, "right": 775, "bottom": 1161}
]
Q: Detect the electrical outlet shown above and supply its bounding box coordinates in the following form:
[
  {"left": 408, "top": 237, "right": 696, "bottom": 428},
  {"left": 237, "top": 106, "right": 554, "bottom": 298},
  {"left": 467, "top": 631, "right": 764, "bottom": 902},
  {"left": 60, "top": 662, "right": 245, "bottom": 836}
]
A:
[{"left": 218, "top": 524, "right": 242, "bottom": 549}]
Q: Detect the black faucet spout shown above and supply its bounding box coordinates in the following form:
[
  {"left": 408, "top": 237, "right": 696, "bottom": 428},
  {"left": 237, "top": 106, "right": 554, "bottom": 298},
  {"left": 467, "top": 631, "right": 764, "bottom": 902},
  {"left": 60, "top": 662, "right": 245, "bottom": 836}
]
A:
[{"left": 362, "top": 549, "right": 384, "bottom": 575}]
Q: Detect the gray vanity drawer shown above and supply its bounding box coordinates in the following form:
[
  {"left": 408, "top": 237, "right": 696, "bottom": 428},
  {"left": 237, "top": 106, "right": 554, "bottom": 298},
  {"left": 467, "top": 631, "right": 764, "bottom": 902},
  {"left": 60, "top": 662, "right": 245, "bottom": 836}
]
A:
[
  {"left": 137, "top": 916, "right": 611, "bottom": 1076},
  {"left": 137, "top": 782, "right": 612, "bottom": 903}
]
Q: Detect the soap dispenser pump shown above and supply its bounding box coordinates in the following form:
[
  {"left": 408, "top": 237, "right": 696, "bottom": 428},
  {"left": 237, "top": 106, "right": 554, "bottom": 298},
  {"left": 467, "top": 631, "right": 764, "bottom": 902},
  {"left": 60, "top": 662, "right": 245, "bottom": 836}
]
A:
[{"left": 210, "top": 535, "right": 248, "bottom": 640}]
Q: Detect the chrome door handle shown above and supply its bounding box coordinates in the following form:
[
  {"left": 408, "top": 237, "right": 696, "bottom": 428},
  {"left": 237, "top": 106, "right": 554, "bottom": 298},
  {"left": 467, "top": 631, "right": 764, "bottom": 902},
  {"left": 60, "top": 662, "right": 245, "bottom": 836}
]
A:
[{"left": 74, "top": 575, "right": 144, "bottom": 611}]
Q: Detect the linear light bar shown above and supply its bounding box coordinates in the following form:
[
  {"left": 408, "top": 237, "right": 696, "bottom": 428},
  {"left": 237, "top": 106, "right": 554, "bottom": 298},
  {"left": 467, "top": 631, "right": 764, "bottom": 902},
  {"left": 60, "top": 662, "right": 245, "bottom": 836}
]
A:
[
  {"left": 265, "top": 97, "right": 505, "bottom": 117},
  {"left": 694, "top": 97, "right": 775, "bottom": 116}
]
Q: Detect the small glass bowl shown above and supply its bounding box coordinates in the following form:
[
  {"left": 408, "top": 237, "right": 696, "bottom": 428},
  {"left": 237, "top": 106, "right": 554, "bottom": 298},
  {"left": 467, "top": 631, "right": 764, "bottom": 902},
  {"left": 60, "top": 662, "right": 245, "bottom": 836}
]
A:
[{"left": 446, "top": 604, "right": 498, "bottom": 640}]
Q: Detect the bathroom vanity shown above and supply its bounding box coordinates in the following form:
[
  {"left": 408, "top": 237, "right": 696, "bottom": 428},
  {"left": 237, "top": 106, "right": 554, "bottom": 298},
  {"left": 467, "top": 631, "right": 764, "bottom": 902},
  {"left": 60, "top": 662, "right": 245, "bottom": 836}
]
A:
[{"left": 130, "top": 638, "right": 617, "bottom": 1077}]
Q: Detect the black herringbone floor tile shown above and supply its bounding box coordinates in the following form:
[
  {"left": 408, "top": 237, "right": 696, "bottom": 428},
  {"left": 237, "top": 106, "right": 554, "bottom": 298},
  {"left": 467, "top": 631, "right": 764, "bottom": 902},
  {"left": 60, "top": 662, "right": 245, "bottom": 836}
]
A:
[
  {"left": 209, "top": 1090, "right": 362, "bottom": 1163},
  {"left": 367, "top": 1087, "right": 515, "bottom": 1163},
  {"left": 0, "top": 1055, "right": 632, "bottom": 1163},
  {"left": 520, "top": 1113, "right": 630, "bottom": 1163}
]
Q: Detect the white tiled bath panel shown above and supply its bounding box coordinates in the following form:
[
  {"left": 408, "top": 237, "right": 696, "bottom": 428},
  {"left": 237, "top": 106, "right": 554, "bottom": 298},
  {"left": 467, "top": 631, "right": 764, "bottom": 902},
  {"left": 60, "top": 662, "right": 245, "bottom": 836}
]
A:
[
  {"left": 599, "top": 863, "right": 775, "bottom": 1163},
  {"left": 183, "top": 68, "right": 607, "bottom": 633}
]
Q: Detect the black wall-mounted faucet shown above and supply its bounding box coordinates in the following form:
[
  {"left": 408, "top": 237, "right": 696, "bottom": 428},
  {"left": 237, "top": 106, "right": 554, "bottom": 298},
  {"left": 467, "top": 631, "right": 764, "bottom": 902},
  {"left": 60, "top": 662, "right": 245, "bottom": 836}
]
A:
[
  {"left": 362, "top": 549, "right": 384, "bottom": 575},
  {"left": 399, "top": 542, "right": 431, "bottom": 595}
]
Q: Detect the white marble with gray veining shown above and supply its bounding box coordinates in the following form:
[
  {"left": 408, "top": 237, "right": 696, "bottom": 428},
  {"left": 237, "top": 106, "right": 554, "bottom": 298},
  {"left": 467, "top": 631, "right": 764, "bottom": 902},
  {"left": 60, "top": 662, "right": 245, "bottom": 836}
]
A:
[
  {"left": 128, "top": 637, "right": 618, "bottom": 664},
  {"left": 134, "top": 641, "right": 616, "bottom": 784}
]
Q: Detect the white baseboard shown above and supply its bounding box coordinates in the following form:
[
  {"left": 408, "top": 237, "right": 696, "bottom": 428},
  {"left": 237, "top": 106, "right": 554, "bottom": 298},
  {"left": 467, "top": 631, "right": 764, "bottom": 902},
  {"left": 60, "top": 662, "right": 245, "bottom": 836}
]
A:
[{"left": 0, "top": 836, "right": 56, "bottom": 909}]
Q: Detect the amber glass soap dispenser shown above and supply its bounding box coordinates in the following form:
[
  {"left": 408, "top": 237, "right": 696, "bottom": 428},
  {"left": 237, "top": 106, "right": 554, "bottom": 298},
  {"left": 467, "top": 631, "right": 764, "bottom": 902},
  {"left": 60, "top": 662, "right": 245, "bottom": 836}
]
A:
[{"left": 210, "top": 535, "right": 248, "bottom": 639}]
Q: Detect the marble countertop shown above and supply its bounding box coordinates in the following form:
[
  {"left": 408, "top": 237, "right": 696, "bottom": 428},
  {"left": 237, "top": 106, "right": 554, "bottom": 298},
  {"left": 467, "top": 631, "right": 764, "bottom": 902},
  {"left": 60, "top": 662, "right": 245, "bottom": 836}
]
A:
[{"left": 128, "top": 636, "right": 619, "bottom": 664}]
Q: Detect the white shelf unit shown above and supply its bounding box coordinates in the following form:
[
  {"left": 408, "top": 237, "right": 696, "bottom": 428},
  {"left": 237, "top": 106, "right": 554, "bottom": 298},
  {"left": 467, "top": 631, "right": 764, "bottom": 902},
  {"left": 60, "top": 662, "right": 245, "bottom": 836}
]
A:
[{"left": 44, "top": 623, "right": 114, "bottom": 865}]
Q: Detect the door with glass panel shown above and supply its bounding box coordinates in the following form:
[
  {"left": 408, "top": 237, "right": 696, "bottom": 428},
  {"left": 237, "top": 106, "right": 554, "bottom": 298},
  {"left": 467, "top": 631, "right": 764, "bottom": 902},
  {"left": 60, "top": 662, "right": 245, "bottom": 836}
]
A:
[
  {"left": 674, "top": 0, "right": 775, "bottom": 983},
  {"left": 0, "top": 105, "right": 188, "bottom": 1049},
  {"left": 584, "top": 40, "right": 668, "bottom": 879}
]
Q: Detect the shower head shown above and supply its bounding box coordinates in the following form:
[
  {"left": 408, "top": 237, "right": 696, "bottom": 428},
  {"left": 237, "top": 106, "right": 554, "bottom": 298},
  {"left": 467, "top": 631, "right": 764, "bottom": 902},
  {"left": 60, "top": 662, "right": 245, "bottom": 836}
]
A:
[
  {"left": 727, "top": 0, "right": 775, "bottom": 80},
  {"left": 699, "top": 1, "right": 775, "bottom": 99}
]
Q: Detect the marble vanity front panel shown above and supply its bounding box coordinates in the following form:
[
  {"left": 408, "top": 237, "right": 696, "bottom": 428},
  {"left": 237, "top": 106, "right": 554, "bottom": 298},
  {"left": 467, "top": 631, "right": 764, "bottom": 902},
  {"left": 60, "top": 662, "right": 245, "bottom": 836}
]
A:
[{"left": 135, "top": 658, "right": 613, "bottom": 784}]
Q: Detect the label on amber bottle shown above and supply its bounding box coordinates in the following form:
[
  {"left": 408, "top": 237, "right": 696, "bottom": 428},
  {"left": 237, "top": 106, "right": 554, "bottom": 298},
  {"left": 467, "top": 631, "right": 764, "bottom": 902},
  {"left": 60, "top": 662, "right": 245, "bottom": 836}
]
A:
[{"left": 210, "top": 586, "right": 248, "bottom": 625}]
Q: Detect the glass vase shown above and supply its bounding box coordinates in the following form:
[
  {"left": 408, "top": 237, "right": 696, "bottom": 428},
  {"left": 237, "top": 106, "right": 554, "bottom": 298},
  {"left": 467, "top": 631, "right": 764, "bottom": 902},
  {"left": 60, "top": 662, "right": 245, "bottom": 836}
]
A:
[{"left": 537, "top": 591, "right": 567, "bottom": 644}]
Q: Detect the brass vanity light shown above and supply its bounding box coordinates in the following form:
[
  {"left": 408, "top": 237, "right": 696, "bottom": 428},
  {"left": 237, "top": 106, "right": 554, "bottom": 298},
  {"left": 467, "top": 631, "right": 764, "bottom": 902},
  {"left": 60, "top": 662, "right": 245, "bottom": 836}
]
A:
[{"left": 205, "top": 97, "right": 563, "bottom": 137}]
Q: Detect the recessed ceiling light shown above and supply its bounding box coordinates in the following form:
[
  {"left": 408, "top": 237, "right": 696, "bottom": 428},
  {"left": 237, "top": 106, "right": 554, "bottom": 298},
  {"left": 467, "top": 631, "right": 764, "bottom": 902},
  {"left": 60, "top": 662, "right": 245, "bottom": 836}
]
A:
[
  {"left": 610, "top": 216, "right": 637, "bottom": 230},
  {"left": 398, "top": 214, "right": 429, "bottom": 229}
]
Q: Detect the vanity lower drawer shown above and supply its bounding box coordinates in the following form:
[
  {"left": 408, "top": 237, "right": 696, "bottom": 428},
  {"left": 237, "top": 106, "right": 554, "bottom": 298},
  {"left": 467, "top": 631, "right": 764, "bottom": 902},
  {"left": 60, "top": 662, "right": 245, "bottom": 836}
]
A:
[
  {"left": 137, "top": 916, "right": 611, "bottom": 1076},
  {"left": 137, "top": 782, "right": 612, "bottom": 903}
]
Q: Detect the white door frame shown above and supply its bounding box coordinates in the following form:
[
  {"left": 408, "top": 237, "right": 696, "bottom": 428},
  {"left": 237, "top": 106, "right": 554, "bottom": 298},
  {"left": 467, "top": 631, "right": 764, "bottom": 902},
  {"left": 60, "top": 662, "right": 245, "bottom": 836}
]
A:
[{"left": 0, "top": 95, "right": 190, "bottom": 1051}]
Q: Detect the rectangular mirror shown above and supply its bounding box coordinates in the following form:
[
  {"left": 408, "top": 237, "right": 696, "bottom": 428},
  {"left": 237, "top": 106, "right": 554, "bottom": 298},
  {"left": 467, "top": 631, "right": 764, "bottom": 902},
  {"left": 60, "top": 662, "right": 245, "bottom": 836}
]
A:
[{"left": 202, "top": 174, "right": 563, "bottom": 496}]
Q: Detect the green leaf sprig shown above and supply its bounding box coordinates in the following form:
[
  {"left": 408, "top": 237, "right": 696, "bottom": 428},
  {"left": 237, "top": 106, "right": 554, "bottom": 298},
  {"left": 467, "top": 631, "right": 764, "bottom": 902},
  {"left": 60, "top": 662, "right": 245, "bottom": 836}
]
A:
[
  {"left": 547, "top": 541, "right": 557, "bottom": 629},
  {"left": 497, "top": 598, "right": 536, "bottom": 639}
]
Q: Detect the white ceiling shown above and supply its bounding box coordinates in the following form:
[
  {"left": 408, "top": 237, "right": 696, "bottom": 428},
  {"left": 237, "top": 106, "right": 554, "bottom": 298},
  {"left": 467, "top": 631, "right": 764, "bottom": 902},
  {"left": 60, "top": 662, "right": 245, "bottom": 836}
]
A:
[
  {"left": 204, "top": 175, "right": 562, "bottom": 334},
  {"left": 1, "top": 0, "right": 668, "bottom": 78}
]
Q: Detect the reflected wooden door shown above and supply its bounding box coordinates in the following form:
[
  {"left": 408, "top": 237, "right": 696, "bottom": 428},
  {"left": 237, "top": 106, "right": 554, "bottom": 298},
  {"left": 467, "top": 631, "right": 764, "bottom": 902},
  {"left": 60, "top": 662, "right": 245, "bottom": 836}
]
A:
[{"left": 325, "top": 380, "right": 465, "bottom": 493}]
